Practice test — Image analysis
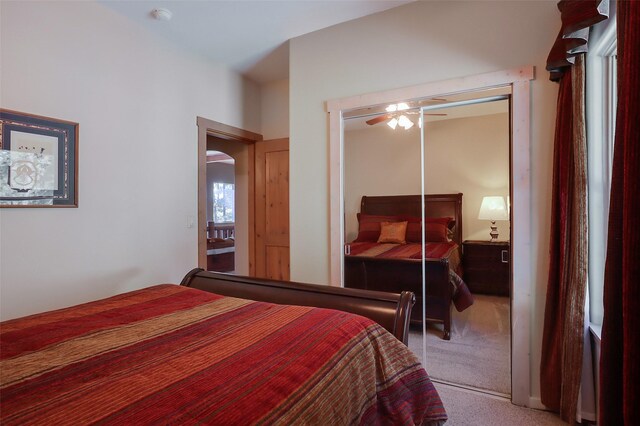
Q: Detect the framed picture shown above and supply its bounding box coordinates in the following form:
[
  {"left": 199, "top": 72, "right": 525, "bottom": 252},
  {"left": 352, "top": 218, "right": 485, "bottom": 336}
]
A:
[{"left": 0, "top": 109, "right": 78, "bottom": 207}]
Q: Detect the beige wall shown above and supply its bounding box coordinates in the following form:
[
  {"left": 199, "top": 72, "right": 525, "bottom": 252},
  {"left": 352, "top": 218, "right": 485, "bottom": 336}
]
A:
[
  {"left": 289, "top": 1, "right": 559, "bottom": 403},
  {"left": 260, "top": 79, "right": 290, "bottom": 140},
  {"left": 0, "top": 1, "right": 261, "bottom": 319},
  {"left": 344, "top": 113, "right": 510, "bottom": 243},
  {"left": 425, "top": 113, "right": 510, "bottom": 241}
]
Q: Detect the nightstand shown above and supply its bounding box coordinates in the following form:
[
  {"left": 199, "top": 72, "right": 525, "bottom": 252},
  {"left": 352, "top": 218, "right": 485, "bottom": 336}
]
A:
[{"left": 462, "top": 240, "right": 510, "bottom": 296}]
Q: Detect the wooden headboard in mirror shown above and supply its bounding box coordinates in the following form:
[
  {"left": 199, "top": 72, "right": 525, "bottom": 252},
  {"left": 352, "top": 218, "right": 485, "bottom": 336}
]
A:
[{"left": 359, "top": 193, "right": 463, "bottom": 245}]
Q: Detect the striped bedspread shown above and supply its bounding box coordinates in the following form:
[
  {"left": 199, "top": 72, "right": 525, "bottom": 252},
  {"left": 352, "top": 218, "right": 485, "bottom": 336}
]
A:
[
  {"left": 0, "top": 285, "right": 447, "bottom": 425},
  {"left": 347, "top": 242, "right": 473, "bottom": 312},
  {"left": 347, "top": 241, "right": 459, "bottom": 264}
]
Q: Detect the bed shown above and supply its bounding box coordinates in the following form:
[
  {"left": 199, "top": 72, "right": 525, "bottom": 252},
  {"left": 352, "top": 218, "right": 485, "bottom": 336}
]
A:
[
  {"left": 0, "top": 269, "right": 447, "bottom": 425},
  {"left": 344, "top": 193, "right": 473, "bottom": 340}
]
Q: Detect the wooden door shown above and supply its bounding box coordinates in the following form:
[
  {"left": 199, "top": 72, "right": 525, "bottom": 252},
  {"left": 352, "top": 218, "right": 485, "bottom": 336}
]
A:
[{"left": 255, "top": 138, "right": 289, "bottom": 280}]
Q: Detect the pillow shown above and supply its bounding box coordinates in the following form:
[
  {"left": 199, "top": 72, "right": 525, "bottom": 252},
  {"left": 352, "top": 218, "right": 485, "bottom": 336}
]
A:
[
  {"left": 404, "top": 216, "right": 423, "bottom": 243},
  {"left": 425, "top": 222, "right": 449, "bottom": 242},
  {"left": 354, "top": 213, "right": 400, "bottom": 242},
  {"left": 402, "top": 216, "right": 455, "bottom": 242},
  {"left": 427, "top": 217, "right": 454, "bottom": 242},
  {"left": 377, "top": 221, "right": 408, "bottom": 244},
  {"left": 427, "top": 217, "right": 454, "bottom": 227}
]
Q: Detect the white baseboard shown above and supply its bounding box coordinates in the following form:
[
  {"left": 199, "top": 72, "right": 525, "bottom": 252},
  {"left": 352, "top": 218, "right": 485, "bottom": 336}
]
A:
[
  {"left": 528, "top": 397, "right": 547, "bottom": 410},
  {"left": 529, "top": 397, "right": 596, "bottom": 421}
]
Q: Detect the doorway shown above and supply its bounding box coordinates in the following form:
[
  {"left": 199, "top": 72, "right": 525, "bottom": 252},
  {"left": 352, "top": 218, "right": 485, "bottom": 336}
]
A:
[
  {"left": 196, "top": 117, "right": 262, "bottom": 276},
  {"left": 196, "top": 117, "right": 290, "bottom": 280},
  {"left": 205, "top": 150, "right": 236, "bottom": 273}
]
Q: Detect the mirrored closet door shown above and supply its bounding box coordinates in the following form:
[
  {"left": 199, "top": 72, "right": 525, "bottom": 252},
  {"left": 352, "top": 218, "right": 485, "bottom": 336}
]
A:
[
  {"left": 420, "top": 93, "right": 512, "bottom": 397},
  {"left": 340, "top": 89, "right": 513, "bottom": 399},
  {"left": 342, "top": 104, "right": 429, "bottom": 368}
]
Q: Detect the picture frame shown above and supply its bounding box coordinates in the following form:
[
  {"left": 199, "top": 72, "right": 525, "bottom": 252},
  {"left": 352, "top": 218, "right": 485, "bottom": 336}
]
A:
[{"left": 0, "top": 109, "right": 78, "bottom": 207}]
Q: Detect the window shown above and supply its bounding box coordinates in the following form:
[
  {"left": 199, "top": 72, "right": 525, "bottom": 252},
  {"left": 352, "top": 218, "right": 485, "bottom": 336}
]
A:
[
  {"left": 212, "top": 182, "right": 235, "bottom": 223},
  {"left": 586, "top": 8, "right": 617, "bottom": 326}
]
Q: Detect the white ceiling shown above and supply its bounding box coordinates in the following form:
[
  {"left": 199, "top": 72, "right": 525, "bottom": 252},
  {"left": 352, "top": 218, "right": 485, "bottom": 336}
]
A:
[{"left": 99, "top": 0, "right": 413, "bottom": 84}]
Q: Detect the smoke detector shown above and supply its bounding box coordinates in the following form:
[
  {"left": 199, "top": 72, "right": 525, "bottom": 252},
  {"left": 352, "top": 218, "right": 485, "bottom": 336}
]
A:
[{"left": 150, "top": 8, "right": 173, "bottom": 21}]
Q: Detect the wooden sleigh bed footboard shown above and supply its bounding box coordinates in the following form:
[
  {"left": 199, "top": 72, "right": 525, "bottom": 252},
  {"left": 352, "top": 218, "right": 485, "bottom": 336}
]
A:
[
  {"left": 181, "top": 268, "right": 415, "bottom": 345},
  {"left": 344, "top": 257, "right": 454, "bottom": 339},
  {"left": 1, "top": 271, "right": 447, "bottom": 425}
]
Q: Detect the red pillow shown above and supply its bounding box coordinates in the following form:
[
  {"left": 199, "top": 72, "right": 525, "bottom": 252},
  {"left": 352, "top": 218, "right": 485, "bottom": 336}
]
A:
[
  {"left": 354, "top": 213, "right": 400, "bottom": 242},
  {"left": 402, "top": 216, "right": 454, "bottom": 242},
  {"left": 425, "top": 222, "right": 449, "bottom": 242},
  {"left": 403, "top": 216, "right": 423, "bottom": 243}
]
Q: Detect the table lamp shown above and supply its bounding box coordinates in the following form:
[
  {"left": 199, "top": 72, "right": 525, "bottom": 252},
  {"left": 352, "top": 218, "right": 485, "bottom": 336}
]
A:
[{"left": 478, "top": 196, "right": 508, "bottom": 242}]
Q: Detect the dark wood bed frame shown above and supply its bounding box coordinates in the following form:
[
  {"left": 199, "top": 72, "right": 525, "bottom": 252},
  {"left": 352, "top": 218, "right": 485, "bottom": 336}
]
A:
[
  {"left": 344, "top": 193, "right": 463, "bottom": 340},
  {"left": 181, "top": 268, "right": 415, "bottom": 345}
]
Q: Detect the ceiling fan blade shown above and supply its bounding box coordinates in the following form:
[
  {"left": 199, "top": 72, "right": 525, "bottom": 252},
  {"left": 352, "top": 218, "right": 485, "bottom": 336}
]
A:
[{"left": 366, "top": 114, "right": 391, "bottom": 125}]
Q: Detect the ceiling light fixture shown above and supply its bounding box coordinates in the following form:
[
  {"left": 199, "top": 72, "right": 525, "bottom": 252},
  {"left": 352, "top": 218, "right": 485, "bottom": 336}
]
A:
[
  {"left": 385, "top": 103, "right": 414, "bottom": 130},
  {"left": 397, "top": 115, "right": 414, "bottom": 130}
]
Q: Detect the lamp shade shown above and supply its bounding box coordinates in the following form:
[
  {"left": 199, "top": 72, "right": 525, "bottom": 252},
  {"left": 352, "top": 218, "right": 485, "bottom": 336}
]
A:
[{"left": 478, "top": 196, "right": 508, "bottom": 221}]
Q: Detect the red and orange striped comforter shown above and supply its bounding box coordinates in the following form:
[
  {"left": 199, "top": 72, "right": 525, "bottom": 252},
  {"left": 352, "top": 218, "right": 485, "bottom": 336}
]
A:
[
  {"left": 0, "top": 285, "right": 447, "bottom": 425},
  {"left": 347, "top": 241, "right": 461, "bottom": 263}
]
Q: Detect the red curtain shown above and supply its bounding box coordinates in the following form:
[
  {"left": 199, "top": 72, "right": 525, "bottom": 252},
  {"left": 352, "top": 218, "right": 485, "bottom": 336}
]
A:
[
  {"left": 540, "top": 54, "right": 588, "bottom": 423},
  {"left": 540, "top": 66, "right": 572, "bottom": 414},
  {"left": 599, "top": 1, "right": 640, "bottom": 424}
]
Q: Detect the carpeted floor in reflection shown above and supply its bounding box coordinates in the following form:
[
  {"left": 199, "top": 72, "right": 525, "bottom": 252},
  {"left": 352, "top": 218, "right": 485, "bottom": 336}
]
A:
[{"left": 409, "top": 294, "right": 510, "bottom": 395}]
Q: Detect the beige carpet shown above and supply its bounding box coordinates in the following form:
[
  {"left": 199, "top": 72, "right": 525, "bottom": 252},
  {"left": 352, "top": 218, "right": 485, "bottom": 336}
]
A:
[
  {"left": 435, "top": 383, "right": 564, "bottom": 425},
  {"left": 409, "top": 295, "right": 511, "bottom": 395}
]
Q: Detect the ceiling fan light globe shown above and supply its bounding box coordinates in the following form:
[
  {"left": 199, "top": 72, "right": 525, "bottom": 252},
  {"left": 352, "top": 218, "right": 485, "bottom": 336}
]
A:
[
  {"left": 385, "top": 105, "right": 397, "bottom": 112},
  {"left": 387, "top": 118, "right": 399, "bottom": 129},
  {"left": 397, "top": 114, "right": 412, "bottom": 128},
  {"left": 397, "top": 102, "right": 410, "bottom": 111}
]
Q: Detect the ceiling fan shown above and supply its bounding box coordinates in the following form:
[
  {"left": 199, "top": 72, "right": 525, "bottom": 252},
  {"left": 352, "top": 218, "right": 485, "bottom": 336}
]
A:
[{"left": 366, "top": 101, "right": 447, "bottom": 129}]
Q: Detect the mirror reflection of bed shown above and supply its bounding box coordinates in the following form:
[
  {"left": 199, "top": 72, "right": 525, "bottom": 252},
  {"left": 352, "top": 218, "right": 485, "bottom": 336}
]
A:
[
  {"left": 342, "top": 91, "right": 511, "bottom": 397},
  {"left": 343, "top": 193, "right": 472, "bottom": 341}
]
